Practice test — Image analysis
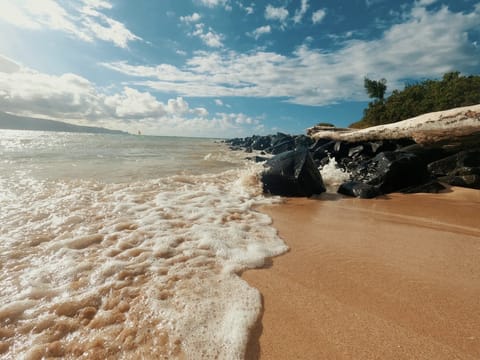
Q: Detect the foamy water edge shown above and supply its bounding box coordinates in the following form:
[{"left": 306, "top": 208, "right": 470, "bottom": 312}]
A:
[{"left": 0, "top": 138, "right": 288, "bottom": 359}]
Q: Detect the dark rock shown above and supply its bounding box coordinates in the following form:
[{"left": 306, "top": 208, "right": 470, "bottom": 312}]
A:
[
  {"left": 338, "top": 181, "right": 382, "bottom": 199},
  {"left": 438, "top": 175, "right": 480, "bottom": 189},
  {"left": 400, "top": 180, "right": 446, "bottom": 194},
  {"left": 311, "top": 141, "right": 335, "bottom": 162},
  {"left": 397, "top": 144, "right": 452, "bottom": 166},
  {"left": 333, "top": 141, "right": 350, "bottom": 159},
  {"left": 246, "top": 155, "right": 269, "bottom": 163},
  {"left": 262, "top": 148, "right": 326, "bottom": 197},
  {"left": 451, "top": 166, "right": 480, "bottom": 176},
  {"left": 352, "top": 151, "right": 430, "bottom": 194},
  {"left": 428, "top": 149, "right": 480, "bottom": 177},
  {"left": 251, "top": 136, "right": 272, "bottom": 151},
  {"left": 309, "top": 138, "right": 333, "bottom": 152},
  {"left": 348, "top": 144, "right": 364, "bottom": 158},
  {"left": 369, "top": 141, "right": 383, "bottom": 154},
  {"left": 294, "top": 135, "right": 314, "bottom": 149},
  {"left": 270, "top": 133, "right": 295, "bottom": 154}
]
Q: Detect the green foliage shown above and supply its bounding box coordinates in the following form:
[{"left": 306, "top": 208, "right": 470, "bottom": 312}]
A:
[
  {"left": 351, "top": 72, "right": 480, "bottom": 128},
  {"left": 315, "top": 122, "right": 335, "bottom": 127},
  {"left": 364, "top": 77, "right": 387, "bottom": 100}
]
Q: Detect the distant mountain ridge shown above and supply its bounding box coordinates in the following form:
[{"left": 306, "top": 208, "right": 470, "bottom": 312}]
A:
[{"left": 0, "top": 112, "right": 127, "bottom": 135}]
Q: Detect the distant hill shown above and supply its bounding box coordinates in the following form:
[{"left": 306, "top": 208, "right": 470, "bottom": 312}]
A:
[{"left": 0, "top": 112, "right": 127, "bottom": 135}]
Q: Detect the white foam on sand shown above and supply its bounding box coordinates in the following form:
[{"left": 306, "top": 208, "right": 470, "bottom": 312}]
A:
[{"left": 0, "top": 164, "right": 287, "bottom": 359}]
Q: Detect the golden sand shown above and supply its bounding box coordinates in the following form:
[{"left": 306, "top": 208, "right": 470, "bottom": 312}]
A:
[{"left": 244, "top": 187, "right": 480, "bottom": 359}]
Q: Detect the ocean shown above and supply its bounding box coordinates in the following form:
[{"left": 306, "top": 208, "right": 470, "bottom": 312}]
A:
[{"left": 0, "top": 130, "right": 288, "bottom": 359}]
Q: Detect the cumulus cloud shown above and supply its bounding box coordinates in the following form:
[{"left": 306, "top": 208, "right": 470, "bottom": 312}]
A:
[
  {"left": 180, "top": 13, "right": 202, "bottom": 23},
  {"left": 190, "top": 23, "right": 224, "bottom": 47},
  {"left": 265, "top": 4, "right": 289, "bottom": 23},
  {"left": 0, "top": 54, "right": 261, "bottom": 137},
  {"left": 293, "top": 0, "right": 309, "bottom": 24},
  {"left": 104, "top": 3, "right": 480, "bottom": 106},
  {"left": 0, "top": 0, "right": 140, "bottom": 48},
  {"left": 198, "top": 0, "right": 229, "bottom": 9},
  {"left": 237, "top": 2, "right": 254, "bottom": 15},
  {"left": 248, "top": 25, "right": 271, "bottom": 39},
  {"left": 312, "top": 9, "right": 326, "bottom": 24}
]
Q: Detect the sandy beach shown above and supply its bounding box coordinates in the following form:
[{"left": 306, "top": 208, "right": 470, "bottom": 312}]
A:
[{"left": 244, "top": 187, "right": 480, "bottom": 359}]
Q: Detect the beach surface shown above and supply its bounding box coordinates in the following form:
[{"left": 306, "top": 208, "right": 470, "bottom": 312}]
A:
[{"left": 243, "top": 187, "right": 480, "bottom": 360}]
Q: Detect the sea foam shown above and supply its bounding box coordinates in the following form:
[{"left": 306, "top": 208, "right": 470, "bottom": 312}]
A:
[{"left": 0, "top": 134, "right": 287, "bottom": 359}]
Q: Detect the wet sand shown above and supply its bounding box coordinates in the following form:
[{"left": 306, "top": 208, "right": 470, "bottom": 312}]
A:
[{"left": 243, "top": 187, "right": 480, "bottom": 359}]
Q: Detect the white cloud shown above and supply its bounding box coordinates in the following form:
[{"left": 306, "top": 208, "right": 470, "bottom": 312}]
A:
[
  {"left": 81, "top": 13, "right": 140, "bottom": 48},
  {"left": 180, "top": 13, "right": 202, "bottom": 23},
  {"left": 0, "top": 54, "right": 261, "bottom": 137},
  {"left": 417, "top": 0, "right": 436, "bottom": 6},
  {"left": 249, "top": 25, "right": 271, "bottom": 40},
  {"left": 0, "top": 55, "right": 22, "bottom": 73},
  {"left": 312, "top": 9, "right": 326, "bottom": 24},
  {"left": 215, "top": 99, "right": 224, "bottom": 106},
  {"left": 293, "top": 0, "right": 309, "bottom": 24},
  {"left": 104, "top": 87, "right": 166, "bottom": 118},
  {"left": 104, "top": 3, "right": 480, "bottom": 106},
  {"left": 0, "top": 0, "right": 140, "bottom": 48},
  {"left": 176, "top": 49, "right": 187, "bottom": 56},
  {"left": 237, "top": 2, "right": 254, "bottom": 15},
  {"left": 265, "top": 4, "right": 289, "bottom": 23},
  {"left": 191, "top": 23, "right": 224, "bottom": 47},
  {"left": 198, "top": 0, "right": 228, "bottom": 8}
]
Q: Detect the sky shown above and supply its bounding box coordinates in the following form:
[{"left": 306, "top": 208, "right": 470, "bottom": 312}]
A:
[{"left": 0, "top": 0, "right": 479, "bottom": 137}]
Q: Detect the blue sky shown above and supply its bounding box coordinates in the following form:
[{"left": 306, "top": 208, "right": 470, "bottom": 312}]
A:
[{"left": 0, "top": 0, "right": 479, "bottom": 137}]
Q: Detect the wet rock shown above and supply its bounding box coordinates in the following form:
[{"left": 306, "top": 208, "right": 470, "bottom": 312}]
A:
[
  {"left": 337, "top": 181, "right": 381, "bottom": 199},
  {"left": 352, "top": 151, "right": 430, "bottom": 194},
  {"left": 438, "top": 175, "right": 480, "bottom": 189},
  {"left": 294, "top": 135, "right": 314, "bottom": 149},
  {"left": 311, "top": 141, "right": 335, "bottom": 164},
  {"left": 262, "top": 148, "right": 326, "bottom": 197},
  {"left": 251, "top": 135, "right": 272, "bottom": 151},
  {"left": 428, "top": 149, "right": 480, "bottom": 177},
  {"left": 399, "top": 180, "right": 446, "bottom": 194},
  {"left": 246, "top": 155, "right": 269, "bottom": 163},
  {"left": 397, "top": 144, "right": 452, "bottom": 165},
  {"left": 270, "top": 133, "right": 295, "bottom": 154}
]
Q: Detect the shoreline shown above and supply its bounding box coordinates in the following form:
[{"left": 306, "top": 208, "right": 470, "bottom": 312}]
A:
[{"left": 243, "top": 187, "right": 480, "bottom": 359}]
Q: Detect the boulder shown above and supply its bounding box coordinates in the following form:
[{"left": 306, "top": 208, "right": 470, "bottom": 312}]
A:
[
  {"left": 262, "top": 148, "right": 326, "bottom": 197},
  {"left": 270, "top": 133, "right": 296, "bottom": 154},
  {"left": 351, "top": 151, "right": 430, "bottom": 194},
  {"left": 399, "top": 180, "right": 446, "bottom": 194},
  {"left": 294, "top": 135, "right": 314, "bottom": 149},
  {"left": 251, "top": 135, "right": 272, "bottom": 151},
  {"left": 428, "top": 149, "right": 480, "bottom": 176},
  {"left": 438, "top": 175, "right": 480, "bottom": 189},
  {"left": 338, "top": 181, "right": 382, "bottom": 199}
]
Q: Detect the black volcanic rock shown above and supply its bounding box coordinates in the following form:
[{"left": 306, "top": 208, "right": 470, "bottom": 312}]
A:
[
  {"left": 262, "top": 148, "right": 325, "bottom": 197},
  {"left": 349, "top": 151, "right": 430, "bottom": 194},
  {"left": 399, "top": 180, "right": 446, "bottom": 194},
  {"left": 438, "top": 175, "right": 480, "bottom": 189},
  {"left": 428, "top": 149, "right": 480, "bottom": 177},
  {"left": 270, "top": 133, "right": 296, "bottom": 154},
  {"left": 338, "top": 181, "right": 381, "bottom": 199}
]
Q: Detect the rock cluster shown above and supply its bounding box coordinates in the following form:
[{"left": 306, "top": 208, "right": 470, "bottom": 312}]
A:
[{"left": 225, "top": 105, "right": 480, "bottom": 198}]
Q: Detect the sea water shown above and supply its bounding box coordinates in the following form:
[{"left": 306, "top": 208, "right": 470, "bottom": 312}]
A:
[{"left": 0, "top": 130, "right": 288, "bottom": 359}]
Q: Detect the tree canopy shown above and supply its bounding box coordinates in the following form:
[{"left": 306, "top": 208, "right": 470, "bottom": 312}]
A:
[
  {"left": 364, "top": 77, "right": 387, "bottom": 100},
  {"left": 350, "top": 72, "right": 480, "bottom": 128}
]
